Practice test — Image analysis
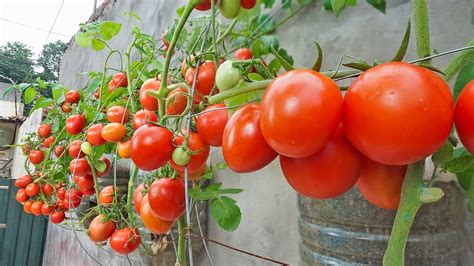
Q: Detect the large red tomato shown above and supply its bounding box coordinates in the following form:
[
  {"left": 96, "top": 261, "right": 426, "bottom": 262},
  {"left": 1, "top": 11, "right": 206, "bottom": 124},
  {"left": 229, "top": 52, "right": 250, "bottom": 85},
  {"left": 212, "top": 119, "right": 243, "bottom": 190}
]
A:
[
  {"left": 89, "top": 214, "right": 116, "bottom": 242},
  {"left": 69, "top": 158, "right": 91, "bottom": 176},
  {"left": 86, "top": 124, "right": 106, "bottom": 146},
  {"left": 23, "top": 200, "right": 33, "bottom": 213},
  {"left": 195, "top": 0, "right": 217, "bottom": 11},
  {"left": 108, "top": 72, "right": 128, "bottom": 92},
  {"left": 260, "top": 69, "right": 343, "bottom": 158},
  {"left": 25, "top": 183, "right": 40, "bottom": 197},
  {"left": 357, "top": 157, "right": 407, "bottom": 210},
  {"left": 98, "top": 185, "right": 115, "bottom": 205},
  {"left": 185, "top": 61, "right": 216, "bottom": 96},
  {"left": 29, "top": 150, "right": 44, "bottom": 165},
  {"left": 69, "top": 140, "right": 85, "bottom": 158},
  {"left": 50, "top": 211, "right": 65, "bottom": 224},
  {"left": 41, "top": 203, "right": 55, "bottom": 216},
  {"left": 148, "top": 178, "right": 185, "bottom": 221},
  {"left": 31, "top": 201, "right": 44, "bottom": 216},
  {"left": 37, "top": 124, "right": 51, "bottom": 138},
  {"left": 344, "top": 62, "right": 454, "bottom": 165},
  {"left": 280, "top": 126, "right": 362, "bottom": 199},
  {"left": 131, "top": 125, "right": 174, "bottom": 171},
  {"left": 41, "top": 183, "right": 54, "bottom": 197},
  {"left": 140, "top": 195, "right": 174, "bottom": 234},
  {"left": 133, "top": 183, "right": 145, "bottom": 214},
  {"left": 223, "top": 103, "right": 277, "bottom": 173},
  {"left": 197, "top": 103, "right": 228, "bottom": 147},
  {"left": 15, "top": 175, "right": 33, "bottom": 188},
  {"left": 455, "top": 80, "right": 474, "bottom": 155},
  {"left": 169, "top": 132, "right": 210, "bottom": 173},
  {"left": 74, "top": 174, "right": 94, "bottom": 190},
  {"left": 65, "top": 90, "right": 80, "bottom": 104},
  {"left": 107, "top": 106, "right": 130, "bottom": 124},
  {"left": 109, "top": 227, "right": 141, "bottom": 255},
  {"left": 139, "top": 78, "right": 161, "bottom": 111},
  {"left": 132, "top": 110, "right": 158, "bottom": 129},
  {"left": 16, "top": 188, "right": 29, "bottom": 202},
  {"left": 66, "top": 115, "right": 86, "bottom": 135}
]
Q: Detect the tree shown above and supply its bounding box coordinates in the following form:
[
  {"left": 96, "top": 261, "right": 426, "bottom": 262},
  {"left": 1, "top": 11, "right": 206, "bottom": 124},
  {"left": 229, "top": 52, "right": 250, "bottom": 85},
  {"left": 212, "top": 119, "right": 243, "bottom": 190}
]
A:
[
  {"left": 37, "top": 40, "right": 66, "bottom": 82},
  {"left": 0, "top": 42, "right": 35, "bottom": 83}
]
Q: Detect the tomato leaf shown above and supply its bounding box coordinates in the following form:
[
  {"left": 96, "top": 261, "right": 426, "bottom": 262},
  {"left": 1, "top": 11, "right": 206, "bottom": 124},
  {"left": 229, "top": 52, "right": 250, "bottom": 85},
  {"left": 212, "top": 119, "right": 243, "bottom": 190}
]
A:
[
  {"left": 23, "top": 86, "right": 37, "bottom": 104},
  {"left": 91, "top": 38, "right": 106, "bottom": 51},
  {"left": 262, "top": 0, "right": 276, "bottom": 8},
  {"left": 215, "top": 162, "right": 228, "bottom": 170},
  {"left": 218, "top": 188, "right": 244, "bottom": 195},
  {"left": 391, "top": 19, "right": 411, "bottom": 62},
  {"left": 30, "top": 97, "right": 54, "bottom": 115},
  {"left": 176, "top": 6, "right": 185, "bottom": 17},
  {"left": 456, "top": 165, "right": 474, "bottom": 191},
  {"left": 210, "top": 196, "right": 241, "bottom": 231},
  {"left": 366, "top": 0, "right": 385, "bottom": 13},
  {"left": 94, "top": 160, "right": 107, "bottom": 173},
  {"left": 75, "top": 32, "right": 92, "bottom": 48},
  {"left": 332, "top": 0, "right": 347, "bottom": 16},
  {"left": 282, "top": 0, "right": 292, "bottom": 9},
  {"left": 99, "top": 21, "right": 122, "bottom": 41},
  {"left": 51, "top": 84, "right": 66, "bottom": 102},
  {"left": 454, "top": 58, "right": 474, "bottom": 100},
  {"left": 271, "top": 46, "right": 294, "bottom": 71},
  {"left": 442, "top": 147, "right": 474, "bottom": 173},
  {"left": 432, "top": 142, "right": 453, "bottom": 166},
  {"left": 311, "top": 41, "right": 323, "bottom": 72}
]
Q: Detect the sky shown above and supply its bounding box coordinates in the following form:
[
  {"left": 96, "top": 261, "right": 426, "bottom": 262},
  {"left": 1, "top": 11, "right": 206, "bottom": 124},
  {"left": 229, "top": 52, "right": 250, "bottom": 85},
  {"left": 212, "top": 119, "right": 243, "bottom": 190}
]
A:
[{"left": 0, "top": 0, "right": 104, "bottom": 57}]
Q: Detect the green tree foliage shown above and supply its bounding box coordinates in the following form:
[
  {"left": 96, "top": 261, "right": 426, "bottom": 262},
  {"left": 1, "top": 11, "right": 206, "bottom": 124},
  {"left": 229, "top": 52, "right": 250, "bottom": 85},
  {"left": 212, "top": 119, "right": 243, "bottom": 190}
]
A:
[
  {"left": 37, "top": 40, "right": 66, "bottom": 82},
  {"left": 0, "top": 42, "right": 35, "bottom": 83}
]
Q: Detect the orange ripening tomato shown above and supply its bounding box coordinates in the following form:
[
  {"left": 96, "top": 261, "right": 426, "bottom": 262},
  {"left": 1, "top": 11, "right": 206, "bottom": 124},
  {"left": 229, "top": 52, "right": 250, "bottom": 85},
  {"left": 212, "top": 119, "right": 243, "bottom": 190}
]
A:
[
  {"left": 118, "top": 140, "right": 132, "bottom": 159},
  {"left": 107, "top": 106, "right": 130, "bottom": 124},
  {"left": 98, "top": 185, "right": 115, "bottom": 205},
  {"left": 165, "top": 87, "right": 188, "bottom": 115},
  {"left": 140, "top": 195, "right": 174, "bottom": 234},
  {"left": 357, "top": 157, "right": 407, "bottom": 210},
  {"left": 234, "top": 48, "right": 253, "bottom": 60},
  {"left": 133, "top": 183, "right": 145, "bottom": 215},
  {"left": 455, "top": 80, "right": 474, "bottom": 155},
  {"left": 343, "top": 62, "right": 454, "bottom": 165},
  {"left": 101, "top": 123, "right": 126, "bottom": 143}
]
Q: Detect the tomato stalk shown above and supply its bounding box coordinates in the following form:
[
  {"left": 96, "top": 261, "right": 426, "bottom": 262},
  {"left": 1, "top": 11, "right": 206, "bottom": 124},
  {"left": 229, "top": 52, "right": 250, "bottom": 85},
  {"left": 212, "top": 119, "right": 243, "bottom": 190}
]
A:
[
  {"left": 125, "top": 164, "right": 138, "bottom": 215},
  {"left": 85, "top": 156, "right": 102, "bottom": 213},
  {"left": 412, "top": 0, "right": 431, "bottom": 65},
  {"left": 177, "top": 215, "right": 187, "bottom": 266},
  {"left": 443, "top": 40, "right": 474, "bottom": 82},
  {"left": 207, "top": 79, "right": 272, "bottom": 105},
  {"left": 125, "top": 39, "right": 138, "bottom": 112}
]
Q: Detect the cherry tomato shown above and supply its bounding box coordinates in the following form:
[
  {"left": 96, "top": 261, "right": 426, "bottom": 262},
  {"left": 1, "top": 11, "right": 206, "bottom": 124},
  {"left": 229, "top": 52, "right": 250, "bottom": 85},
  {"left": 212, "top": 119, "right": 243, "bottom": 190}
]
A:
[
  {"left": 56, "top": 186, "right": 66, "bottom": 200},
  {"left": 241, "top": 0, "right": 257, "bottom": 9},
  {"left": 26, "top": 183, "right": 40, "bottom": 197},
  {"left": 69, "top": 140, "right": 85, "bottom": 158},
  {"left": 69, "top": 158, "right": 91, "bottom": 176},
  {"left": 132, "top": 110, "right": 158, "bottom": 130},
  {"left": 219, "top": 0, "right": 241, "bottom": 19},
  {"left": 133, "top": 183, "right": 145, "bottom": 215},
  {"left": 38, "top": 124, "right": 51, "bottom": 138},
  {"left": 140, "top": 195, "right": 174, "bottom": 234},
  {"left": 185, "top": 61, "right": 216, "bottom": 96},
  {"left": 223, "top": 104, "right": 277, "bottom": 173},
  {"left": 118, "top": 140, "right": 132, "bottom": 159},
  {"left": 197, "top": 103, "right": 228, "bottom": 146},
  {"left": 177, "top": 164, "right": 207, "bottom": 180},
  {"left": 455, "top": 80, "right": 474, "bottom": 155},
  {"left": 131, "top": 125, "right": 174, "bottom": 171},
  {"left": 139, "top": 78, "right": 161, "bottom": 111},
  {"left": 61, "top": 102, "right": 72, "bottom": 113},
  {"left": 148, "top": 178, "right": 185, "bottom": 221},
  {"left": 181, "top": 56, "right": 195, "bottom": 77},
  {"left": 94, "top": 87, "right": 101, "bottom": 99},
  {"left": 86, "top": 124, "right": 106, "bottom": 146},
  {"left": 215, "top": 60, "right": 242, "bottom": 91},
  {"left": 109, "top": 227, "right": 141, "bottom": 255},
  {"left": 161, "top": 32, "right": 169, "bottom": 47},
  {"left": 15, "top": 175, "right": 33, "bottom": 188},
  {"left": 101, "top": 123, "right": 126, "bottom": 142},
  {"left": 89, "top": 214, "right": 116, "bottom": 242},
  {"left": 260, "top": 69, "right": 343, "bottom": 158},
  {"left": 23, "top": 200, "right": 33, "bottom": 214},
  {"left": 195, "top": 0, "right": 217, "bottom": 11},
  {"left": 235, "top": 48, "right": 253, "bottom": 59},
  {"left": 41, "top": 203, "right": 55, "bottom": 216},
  {"left": 65, "top": 188, "right": 82, "bottom": 203},
  {"left": 108, "top": 72, "right": 128, "bottom": 92},
  {"left": 357, "top": 157, "right": 407, "bottom": 210},
  {"left": 96, "top": 157, "right": 111, "bottom": 177},
  {"left": 31, "top": 201, "right": 44, "bottom": 216},
  {"left": 169, "top": 132, "right": 210, "bottom": 173},
  {"left": 80, "top": 187, "right": 96, "bottom": 196},
  {"left": 42, "top": 136, "right": 55, "bottom": 148},
  {"left": 107, "top": 106, "right": 130, "bottom": 124},
  {"left": 41, "top": 183, "right": 54, "bottom": 197},
  {"left": 280, "top": 126, "right": 362, "bottom": 199},
  {"left": 65, "top": 90, "right": 80, "bottom": 104},
  {"left": 50, "top": 211, "right": 65, "bottom": 224},
  {"left": 66, "top": 114, "right": 86, "bottom": 135},
  {"left": 29, "top": 150, "right": 44, "bottom": 165},
  {"left": 16, "top": 188, "right": 29, "bottom": 202},
  {"left": 99, "top": 185, "right": 115, "bottom": 205},
  {"left": 165, "top": 87, "right": 188, "bottom": 115},
  {"left": 74, "top": 174, "right": 94, "bottom": 190},
  {"left": 344, "top": 62, "right": 454, "bottom": 165},
  {"left": 54, "top": 145, "right": 65, "bottom": 157}
]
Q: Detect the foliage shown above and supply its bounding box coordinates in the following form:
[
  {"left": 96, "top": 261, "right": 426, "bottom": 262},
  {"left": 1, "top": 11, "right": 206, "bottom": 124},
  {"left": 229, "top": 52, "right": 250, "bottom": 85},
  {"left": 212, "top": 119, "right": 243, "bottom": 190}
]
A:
[
  {"left": 37, "top": 40, "right": 66, "bottom": 82},
  {"left": 0, "top": 42, "right": 35, "bottom": 83}
]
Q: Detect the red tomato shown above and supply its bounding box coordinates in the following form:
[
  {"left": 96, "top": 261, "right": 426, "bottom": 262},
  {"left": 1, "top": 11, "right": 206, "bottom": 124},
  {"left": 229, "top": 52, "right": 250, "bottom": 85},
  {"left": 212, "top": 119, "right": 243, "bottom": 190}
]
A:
[
  {"left": 89, "top": 214, "right": 116, "bottom": 242},
  {"left": 101, "top": 123, "right": 126, "bottom": 142},
  {"left": 357, "top": 157, "right": 407, "bottom": 210},
  {"left": 98, "top": 185, "right": 115, "bottom": 205},
  {"left": 161, "top": 32, "right": 169, "bottom": 47},
  {"left": 54, "top": 145, "right": 65, "bottom": 157},
  {"left": 41, "top": 203, "right": 55, "bottom": 216},
  {"left": 223, "top": 103, "right": 277, "bottom": 173},
  {"left": 169, "top": 132, "right": 210, "bottom": 173},
  {"left": 455, "top": 80, "right": 474, "bottom": 155},
  {"left": 41, "top": 183, "right": 54, "bottom": 197},
  {"left": 95, "top": 158, "right": 111, "bottom": 177},
  {"left": 139, "top": 78, "right": 161, "bottom": 111},
  {"left": 23, "top": 200, "right": 33, "bottom": 213},
  {"left": 26, "top": 183, "right": 40, "bottom": 197},
  {"left": 344, "top": 62, "right": 454, "bottom": 165},
  {"left": 86, "top": 124, "right": 106, "bottom": 146},
  {"left": 50, "top": 211, "right": 65, "bottom": 224},
  {"left": 140, "top": 195, "right": 174, "bottom": 234},
  {"left": 260, "top": 69, "right": 343, "bottom": 158},
  {"left": 74, "top": 174, "right": 94, "bottom": 190},
  {"left": 16, "top": 188, "right": 29, "bottom": 202},
  {"left": 69, "top": 140, "right": 85, "bottom": 158},
  {"left": 108, "top": 72, "right": 128, "bottom": 92},
  {"left": 177, "top": 164, "right": 207, "bottom": 180},
  {"left": 109, "top": 227, "right": 141, "bottom": 255},
  {"left": 241, "top": 0, "right": 257, "bottom": 9},
  {"left": 181, "top": 56, "right": 195, "bottom": 77},
  {"left": 61, "top": 102, "right": 72, "bottom": 113},
  {"left": 197, "top": 103, "right": 228, "bottom": 147},
  {"left": 29, "top": 150, "right": 44, "bottom": 165},
  {"left": 185, "top": 61, "right": 216, "bottom": 96},
  {"left": 65, "top": 188, "right": 82, "bottom": 203},
  {"left": 165, "top": 87, "right": 188, "bottom": 115},
  {"left": 56, "top": 186, "right": 66, "bottom": 200},
  {"left": 69, "top": 158, "right": 91, "bottom": 176},
  {"left": 132, "top": 110, "right": 158, "bottom": 129},
  {"left": 133, "top": 183, "right": 145, "bottom": 215},
  {"left": 148, "top": 178, "right": 185, "bottom": 221},
  {"left": 131, "top": 125, "right": 174, "bottom": 171},
  {"left": 107, "top": 106, "right": 130, "bottom": 124},
  {"left": 234, "top": 48, "right": 253, "bottom": 60},
  {"left": 15, "top": 175, "right": 33, "bottom": 188},
  {"left": 80, "top": 187, "right": 96, "bottom": 196},
  {"left": 280, "top": 126, "right": 362, "bottom": 199},
  {"left": 195, "top": 0, "right": 217, "bottom": 10},
  {"left": 94, "top": 87, "right": 101, "bottom": 99},
  {"left": 118, "top": 140, "right": 132, "bottom": 159},
  {"left": 38, "top": 124, "right": 51, "bottom": 138},
  {"left": 66, "top": 115, "right": 86, "bottom": 135},
  {"left": 65, "top": 90, "right": 80, "bottom": 104},
  {"left": 42, "top": 136, "right": 55, "bottom": 148},
  {"left": 31, "top": 201, "right": 44, "bottom": 216}
]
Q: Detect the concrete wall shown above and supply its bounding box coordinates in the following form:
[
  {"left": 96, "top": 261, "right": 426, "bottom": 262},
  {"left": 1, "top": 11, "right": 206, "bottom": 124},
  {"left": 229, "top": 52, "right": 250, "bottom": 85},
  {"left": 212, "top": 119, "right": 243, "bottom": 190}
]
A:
[{"left": 44, "top": 0, "right": 474, "bottom": 265}]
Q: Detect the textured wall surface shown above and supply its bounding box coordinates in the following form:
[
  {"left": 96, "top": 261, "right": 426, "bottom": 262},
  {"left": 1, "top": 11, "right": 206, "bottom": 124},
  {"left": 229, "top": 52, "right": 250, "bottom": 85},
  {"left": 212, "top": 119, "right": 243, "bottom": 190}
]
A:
[{"left": 43, "top": 0, "right": 474, "bottom": 265}]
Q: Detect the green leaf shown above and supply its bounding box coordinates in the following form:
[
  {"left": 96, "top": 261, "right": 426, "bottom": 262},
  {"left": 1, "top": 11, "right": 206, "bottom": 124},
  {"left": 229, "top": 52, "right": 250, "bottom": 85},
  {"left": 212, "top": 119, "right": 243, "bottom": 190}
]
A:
[
  {"left": 366, "top": 0, "right": 385, "bottom": 13},
  {"left": 262, "top": 0, "right": 276, "bottom": 8},
  {"left": 267, "top": 59, "right": 281, "bottom": 74},
  {"left": 346, "top": 0, "right": 357, "bottom": 5},
  {"left": 311, "top": 41, "right": 323, "bottom": 71},
  {"left": 248, "top": 73, "right": 264, "bottom": 81},
  {"left": 95, "top": 160, "right": 107, "bottom": 172},
  {"left": 91, "top": 38, "right": 106, "bottom": 51},
  {"left": 176, "top": 6, "right": 185, "bottom": 16},
  {"left": 207, "top": 183, "right": 223, "bottom": 191},
  {"left": 52, "top": 84, "right": 65, "bottom": 102},
  {"left": 271, "top": 46, "right": 294, "bottom": 71},
  {"left": 282, "top": 0, "right": 292, "bottom": 9},
  {"left": 24, "top": 86, "right": 37, "bottom": 104},
  {"left": 332, "top": 0, "right": 346, "bottom": 16},
  {"left": 215, "top": 162, "right": 228, "bottom": 170},
  {"left": 78, "top": 101, "right": 96, "bottom": 121},
  {"left": 456, "top": 165, "right": 474, "bottom": 191},
  {"left": 36, "top": 77, "right": 47, "bottom": 88},
  {"left": 443, "top": 155, "right": 474, "bottom": 173},
  {"left": 454, "top": 59, "right": 474, "bottom": 100},
  {"left": 123, "top": 11, "right": 142, "bottom": 21},
  {"left": 391, "top": 19, "right": 411, "bottom": 62},
  {"left": 237, "top": 1, "right": 261, "bottom": 21},
  {"left": 218, "top": 188, "right": 244, "bottom": 194},
  {"left": 432, "top": 142, "right": 453, "bottom": 166},
  {"left": 323, "top": 0, "right": 333, "bottom": 10},
  {"left": 30, "top": 97, "right": 54, "bottom": 114},
  {"left": 202, "top": 167, "right": 213, "bottom": 180},
  {"left": 99, "top": 21, "right": 122, "bottom": 41},
  {"left": 210, "top": 196, "right": 241, "bottom": 231},
  {"left": 75, "top": 32, "right": 92, "bottom": 47}
]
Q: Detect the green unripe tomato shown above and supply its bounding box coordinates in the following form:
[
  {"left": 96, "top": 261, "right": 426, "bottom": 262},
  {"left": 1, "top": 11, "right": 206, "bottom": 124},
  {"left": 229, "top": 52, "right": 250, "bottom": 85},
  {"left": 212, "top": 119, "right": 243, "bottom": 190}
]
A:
[
  {"left": 219, "top": 0, "right": 240, "bottom": 19},
  {"left": 216, "top": 60, "right": 242, "bottom": 91},
  {"left": 172, "top": 147, "right": 191, "bottom": 166},
  {"left": 80, "top": 142, "right": 93, "bottom": 155}
]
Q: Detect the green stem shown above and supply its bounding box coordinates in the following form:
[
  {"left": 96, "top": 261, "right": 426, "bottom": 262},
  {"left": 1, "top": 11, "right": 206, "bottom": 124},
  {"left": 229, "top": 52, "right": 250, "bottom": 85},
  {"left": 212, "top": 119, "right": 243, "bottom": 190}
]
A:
[
  {"left": 383, "top": 160, "right": 425, "bottom": 266},
  {"left": 86, "top": 156, "right": 102, "bottom": 213},
  {"left": 207, "top": 79, "right": 272, "bottom": 105},
  {"left": 412, "top": 0, "right": 431, "bottom": 65},
  {"left": 126, "top": 164, "right": 138, "bottom": 214},
  {"left": 321, "top": 69, "right": 360, "bottom": 79},
  {"left": 125, "top": 40, "right": 138, "bottom": 112},
  {"left": 212, "top": 18, "right": 238, "bottom": 49},
  {"left": 443, "top": 40, "right": 474, "bottom": 82},
  {"left": 97, "top": 50, "right": 119, "bottom": 112},
  {"left": 177, "top": 216, "right": 187, "bottom": 266}
]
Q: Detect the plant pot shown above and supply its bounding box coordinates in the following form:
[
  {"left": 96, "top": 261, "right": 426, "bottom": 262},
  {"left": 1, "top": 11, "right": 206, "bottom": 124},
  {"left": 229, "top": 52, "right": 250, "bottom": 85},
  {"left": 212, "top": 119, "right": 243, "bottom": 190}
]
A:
[{"left": 298, "top": 182, "right": 473, "bottom": 265}]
